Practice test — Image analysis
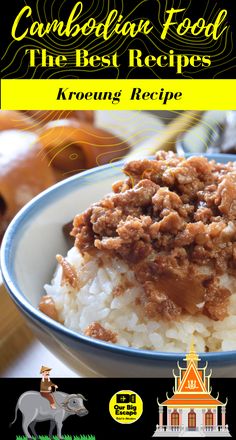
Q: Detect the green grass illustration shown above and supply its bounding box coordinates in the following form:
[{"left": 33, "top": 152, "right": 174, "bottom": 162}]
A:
[{"left": 16, "top": 435, "right": 96, "bottom": 440}]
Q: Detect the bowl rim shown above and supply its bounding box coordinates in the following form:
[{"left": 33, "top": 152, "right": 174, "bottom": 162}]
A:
[{"left": 1, "top": 154, "right": 236, "bottom": 362}]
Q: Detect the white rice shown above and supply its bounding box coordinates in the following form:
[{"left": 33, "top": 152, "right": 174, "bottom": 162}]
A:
[{"left": 44, "top": 247, "right": 236, "bottom": 352}]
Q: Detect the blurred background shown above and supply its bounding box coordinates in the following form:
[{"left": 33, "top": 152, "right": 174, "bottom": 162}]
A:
[{"left": 1, "top": 109, "right": 236, "bottom": 377}]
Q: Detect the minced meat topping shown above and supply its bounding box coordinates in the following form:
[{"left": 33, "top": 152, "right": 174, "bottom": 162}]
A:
[
  {"left": 71, "top": 151, "right": 236, "bottom": 322},
  {"left": 84, "top": 322, "right": 117, "bottom": 343}
]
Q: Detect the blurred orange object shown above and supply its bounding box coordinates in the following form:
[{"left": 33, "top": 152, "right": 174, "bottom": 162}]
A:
[
  {"left": 25, "top": 110, "right": 94, "bottom": 125},
  {"left": 0, "top": 110, "right": 38, "bottom": 132},
  {"left": 39, "top": 119, "right": 130, "bottom": 177},
  {"left": 0, "top": 110, "right": 130, "bottom": 239},
  {"left": 0, "top": 130, "right": 55, "bottom": 239}
]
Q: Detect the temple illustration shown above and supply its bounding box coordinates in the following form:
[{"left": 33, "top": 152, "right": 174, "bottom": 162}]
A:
[{"left": 153, "top": 344, "right": 231, "bottom": 437}]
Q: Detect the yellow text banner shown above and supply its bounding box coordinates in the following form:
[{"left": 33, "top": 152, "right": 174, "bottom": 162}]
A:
[{"left": 1, "top": 79, "right": 235, "bottom": 110}]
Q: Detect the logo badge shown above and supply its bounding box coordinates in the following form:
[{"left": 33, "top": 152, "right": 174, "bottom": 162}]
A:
[{"left": 109, "top": 390, "right": 143, "bottom": 424}]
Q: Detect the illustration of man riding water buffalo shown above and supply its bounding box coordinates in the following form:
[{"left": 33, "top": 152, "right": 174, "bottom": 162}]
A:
[{"left": 10, "top": 366, "right": 88, "bottom": 439}]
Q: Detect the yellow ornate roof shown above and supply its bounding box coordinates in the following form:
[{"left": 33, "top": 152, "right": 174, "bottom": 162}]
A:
[
  {"left": 158, "top": 343, "right": 226, "bottom": 408},
  {"left": 184, "top": 339, "right": 201, "bottom": 363}
]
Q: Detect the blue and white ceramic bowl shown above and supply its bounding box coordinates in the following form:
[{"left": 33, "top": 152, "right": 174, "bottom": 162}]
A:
[{"left": 1, "top": 154, "right": 236, "bottom": 377}]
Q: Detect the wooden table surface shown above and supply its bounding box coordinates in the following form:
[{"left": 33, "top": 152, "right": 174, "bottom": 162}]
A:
[{"left": 0, "top": 279, "right": 77, "bottom": 377}]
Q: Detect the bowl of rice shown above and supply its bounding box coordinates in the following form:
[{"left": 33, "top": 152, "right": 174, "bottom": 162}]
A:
[{"left": 1, "top": 152, "right": 236, "bottom": 377}]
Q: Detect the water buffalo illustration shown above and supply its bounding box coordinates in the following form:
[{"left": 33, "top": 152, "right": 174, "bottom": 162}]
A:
[{"left": 10, "top": 391, "right": 88, "bottom": 439}]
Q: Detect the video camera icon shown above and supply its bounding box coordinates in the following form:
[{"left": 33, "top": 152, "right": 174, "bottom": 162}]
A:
[{"left": 116, "top": 394, "right": 136, "bottom": 404}]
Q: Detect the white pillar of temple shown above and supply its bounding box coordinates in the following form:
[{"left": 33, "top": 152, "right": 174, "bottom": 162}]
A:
[
  {"left": 221, "top": 406, "right": 226, "bottom": 429},
  {"left": 167, "top": 408, "right": 172, "bottom": 429},
  {"left": 179, "top": 409, "right": 182, "bottom": 427},
  {"left": 159, "top": 406, "right": 163, "bottom": 427},
  {"left": 202, "top": 409, "right": 205, "bottom": 429},
  {"left": 213, "top": 408, "right": 217, "bottom": 429}
]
